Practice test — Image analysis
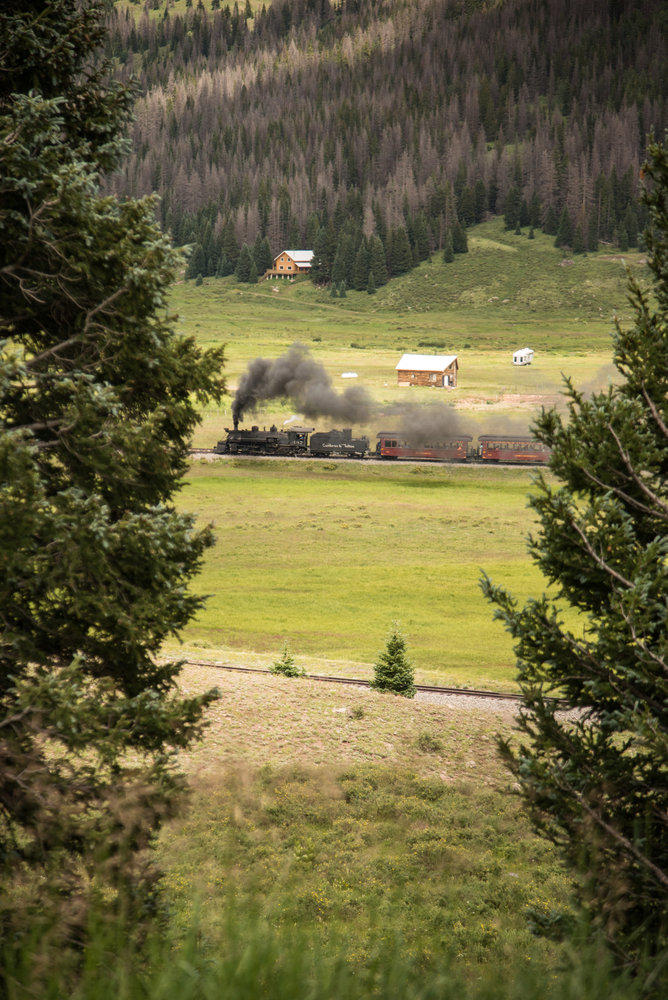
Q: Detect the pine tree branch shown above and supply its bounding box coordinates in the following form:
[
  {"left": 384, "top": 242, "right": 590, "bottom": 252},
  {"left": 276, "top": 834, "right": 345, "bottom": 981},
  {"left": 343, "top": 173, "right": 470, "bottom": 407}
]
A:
[
  {"left": 569, "top": 517, "right": 634, "bottom": 589},
  {"left": 642, "top": 383, "right": 668, "bottom": 441},
  {"left": 566, "top": 782, "right": 668, "bottom": 892}
]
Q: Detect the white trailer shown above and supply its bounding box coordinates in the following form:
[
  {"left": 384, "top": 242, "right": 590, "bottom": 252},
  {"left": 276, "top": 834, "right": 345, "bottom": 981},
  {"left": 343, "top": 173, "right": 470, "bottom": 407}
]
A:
[{"left": 512, "top": 347, "right": 534, "bottom": 366}]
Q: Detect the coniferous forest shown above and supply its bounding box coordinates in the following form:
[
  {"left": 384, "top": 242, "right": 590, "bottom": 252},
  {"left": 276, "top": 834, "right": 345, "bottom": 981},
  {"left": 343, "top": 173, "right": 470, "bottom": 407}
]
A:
[{"left": 106, "top": 0, "right": 667, "bottom": 285}]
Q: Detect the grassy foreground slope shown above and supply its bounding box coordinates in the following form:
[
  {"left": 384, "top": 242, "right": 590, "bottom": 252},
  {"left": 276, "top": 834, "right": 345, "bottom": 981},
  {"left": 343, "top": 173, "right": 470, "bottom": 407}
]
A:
[{"left": 159, "top": 666, "right": 572, "bottom": 983}]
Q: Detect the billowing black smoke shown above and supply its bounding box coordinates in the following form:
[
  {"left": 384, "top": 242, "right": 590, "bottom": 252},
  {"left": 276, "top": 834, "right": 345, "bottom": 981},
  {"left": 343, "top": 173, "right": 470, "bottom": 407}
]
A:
[
  {"left": 377, "top": 401, "right": 467, "bottom": 445},
  {"left": 399, "top": 403, "right": 466, "bottom": 444},
  {"left": 232, "top": 343, "right": 373, "bottom": 428}
]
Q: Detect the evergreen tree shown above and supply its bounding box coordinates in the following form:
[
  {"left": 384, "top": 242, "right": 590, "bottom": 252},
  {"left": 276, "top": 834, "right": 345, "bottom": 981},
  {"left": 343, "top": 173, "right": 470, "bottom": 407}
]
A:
[
  {"left": 0, "top": 0, "right": 225, "bottom": 963},
  {"left": 544, "top": 204, "right": 558, "bottom": 236},
  {"left": 235, "top": 242, "right": 253, "bottom": 281},
  {"left": 587, "top": 208, "right": 600, "bottom": 252},
  {"left": 617, "top": 222, "right": 629, "bottom": 252},
  {"left": 555, "top": 207, "right": 574, "bottom": 249},
  {"left": 474, "top": 178, "right": 488, "bottom": 223},
  {"left": 390, "top": 226, "right": 413, "bottom": 275},
  {"left": 367, "top": 270, "right": 376, "bottom": 294},
  {"left": 504, "top": 185, "right": 521, "bottom": 230},
  {"left": 252, "top": 232, "right": 272, "bottom": 275},
  {"left": 572, "top": 223, "right": 586, "bottom": 254},
  {"left": 371, "top": 623, "right": 415, "bottom": 698},
  {"left": 332, "top": 238, "right": 350, "bottom": 287},
  {"left": 452, "top": 220, "right": 468, "bottom": 254},
  {"left": 352, "top": 240, "right": 370, "bottom": 291},
  {"left": 186, "top": 242, "right": 206, "bottom": 279},
  {"left": 310, "top": 225, "right": 335, "bottom": 285},
  {"left": 412, "top": 210, "right": 431, "bottom": 260},
  {"left": 220, "top": 218, "right": 240, "bottom": 269},
  {"left": 443, "top": 230, "right": 454, "bottom": 262},
  {"left": 369, "top": 235, "right": 388, "bottom": 287},
  {"left": 482, "top": 135, "right": 668, "bottom": 981},
  {"left": 270, "top": 643, "right": 303, "bottom": 678},
  {"left": 529, "top": 192, "right": 542, "bottom": 229}
]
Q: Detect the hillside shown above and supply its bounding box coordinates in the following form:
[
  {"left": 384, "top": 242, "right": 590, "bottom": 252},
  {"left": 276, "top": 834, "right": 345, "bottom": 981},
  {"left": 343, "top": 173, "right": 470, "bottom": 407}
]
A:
[{"left": 107, "top": 0, "right": 666, "bottom": 280}]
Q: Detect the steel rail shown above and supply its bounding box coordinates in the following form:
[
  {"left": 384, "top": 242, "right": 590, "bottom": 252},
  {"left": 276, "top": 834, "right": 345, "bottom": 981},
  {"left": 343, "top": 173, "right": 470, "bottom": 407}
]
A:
[
  {"left": 179, "top": 658, "right": 532, "bottom": 703},
  {"left": 188, "top": 449, "right": 547, "bottom": 468}
]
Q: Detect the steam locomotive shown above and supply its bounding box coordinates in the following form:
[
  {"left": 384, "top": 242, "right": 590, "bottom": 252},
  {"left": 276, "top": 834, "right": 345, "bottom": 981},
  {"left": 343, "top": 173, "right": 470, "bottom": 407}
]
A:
[{"left": 214, "top": 426, "right": 551, "bottom": 465}]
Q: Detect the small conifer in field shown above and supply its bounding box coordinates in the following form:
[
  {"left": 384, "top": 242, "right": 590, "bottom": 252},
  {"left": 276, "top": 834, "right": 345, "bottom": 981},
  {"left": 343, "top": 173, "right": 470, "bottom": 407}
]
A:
[
  {"left": 372, "top": 623, "right": 415, "bottom": 697},
  {"left": 270, "top": 643, "right": 304, "bottom": 677}
]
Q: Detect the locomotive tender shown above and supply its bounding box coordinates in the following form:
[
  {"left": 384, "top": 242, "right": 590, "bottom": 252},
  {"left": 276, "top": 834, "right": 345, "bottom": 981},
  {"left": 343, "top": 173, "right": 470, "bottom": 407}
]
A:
[{"left": 215, "top": 426, "right": 551, "bottom": 465}]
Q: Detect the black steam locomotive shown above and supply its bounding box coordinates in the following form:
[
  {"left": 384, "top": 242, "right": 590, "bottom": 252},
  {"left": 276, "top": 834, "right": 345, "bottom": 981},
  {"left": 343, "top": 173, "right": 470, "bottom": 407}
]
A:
[
  {"left": 215, "top": 426, "right": 370, "bottom": 458},
  {"left": 214, "top": 426, "right": 551, "bottom": 465}
]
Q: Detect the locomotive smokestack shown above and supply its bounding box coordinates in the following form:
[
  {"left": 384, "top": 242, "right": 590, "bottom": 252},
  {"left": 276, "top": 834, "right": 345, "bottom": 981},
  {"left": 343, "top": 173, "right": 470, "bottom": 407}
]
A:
[{"left": 232, "top": 343, "right": 373, "bottom": 426}]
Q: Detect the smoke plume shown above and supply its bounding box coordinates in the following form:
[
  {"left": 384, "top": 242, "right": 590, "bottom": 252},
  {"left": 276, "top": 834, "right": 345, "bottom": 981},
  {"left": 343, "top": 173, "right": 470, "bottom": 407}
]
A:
[
  {"left": 378, "top": 402, "right": 467, "bottom": 445},
  {"left": 232, "top": 343, "right": 373, "bottom": 427}
]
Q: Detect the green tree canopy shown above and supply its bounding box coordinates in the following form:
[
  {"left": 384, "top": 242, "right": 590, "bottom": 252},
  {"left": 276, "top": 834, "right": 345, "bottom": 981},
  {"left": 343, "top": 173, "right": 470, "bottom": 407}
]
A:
[
  {"left": 0, "top": 0, "right": 225, "bottom": 961},
  {"left": 482, "top": 134, "right": 668, "bottom": 986}
]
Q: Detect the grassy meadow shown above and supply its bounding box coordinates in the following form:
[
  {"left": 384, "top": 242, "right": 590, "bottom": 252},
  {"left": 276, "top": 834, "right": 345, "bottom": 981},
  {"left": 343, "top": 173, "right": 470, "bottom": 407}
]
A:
[
  {"left": 166, "top": 218, "right": 637, "bottom": 683},
  {"left": 126, "top": 219, "right": 649, "bottom": 1000},
  {"left": 176, "top": 219, "right": 642, "bottom": 447},
  {"left": 172, "top": 458, "right": 551, "bottom": 689}
]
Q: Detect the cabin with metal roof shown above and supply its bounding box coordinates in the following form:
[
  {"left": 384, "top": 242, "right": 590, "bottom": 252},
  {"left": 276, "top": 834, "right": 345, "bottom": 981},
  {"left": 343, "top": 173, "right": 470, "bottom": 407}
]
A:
[
  {"left": 265, "top": 250, "right": 314, "bottom": 278},
  {"left": 395, "top": 353, "right": 459, "bottom": 388}
]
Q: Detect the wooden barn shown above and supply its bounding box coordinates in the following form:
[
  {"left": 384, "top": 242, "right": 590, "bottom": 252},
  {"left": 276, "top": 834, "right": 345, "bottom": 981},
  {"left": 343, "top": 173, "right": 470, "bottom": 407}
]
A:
[
  {"left": 265, "top": 250, "right": 314, "bottom": 278},
  {"left": 395, "top": 353, "right": 459, "bottom": 388}
]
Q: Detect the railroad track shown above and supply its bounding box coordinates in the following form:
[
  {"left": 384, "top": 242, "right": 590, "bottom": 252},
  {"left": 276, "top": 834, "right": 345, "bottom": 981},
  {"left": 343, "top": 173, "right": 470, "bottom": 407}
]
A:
[
  {"left": 180, "top": 658, "right": 527, "bottom": 703},
  {"left": 188, "top": 449, "right": 546, "bottom": 469}
]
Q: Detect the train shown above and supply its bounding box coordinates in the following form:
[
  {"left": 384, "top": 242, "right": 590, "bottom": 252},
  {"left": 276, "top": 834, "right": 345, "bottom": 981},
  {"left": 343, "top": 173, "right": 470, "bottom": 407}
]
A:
[{"left": 214, "top": 425, "right": 551, "bottom": 465}]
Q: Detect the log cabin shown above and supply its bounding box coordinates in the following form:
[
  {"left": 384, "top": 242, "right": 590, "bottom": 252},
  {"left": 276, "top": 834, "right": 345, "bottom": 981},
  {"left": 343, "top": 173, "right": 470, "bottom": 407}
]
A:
[{"left": 395, "top": 353, "right": 459, "bottom": 387}]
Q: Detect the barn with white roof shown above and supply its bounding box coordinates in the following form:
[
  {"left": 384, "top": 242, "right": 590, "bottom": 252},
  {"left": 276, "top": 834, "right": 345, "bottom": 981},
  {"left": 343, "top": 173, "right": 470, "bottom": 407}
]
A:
[{"left": 395, "top": 353, "right": 459, "bottom": 388}]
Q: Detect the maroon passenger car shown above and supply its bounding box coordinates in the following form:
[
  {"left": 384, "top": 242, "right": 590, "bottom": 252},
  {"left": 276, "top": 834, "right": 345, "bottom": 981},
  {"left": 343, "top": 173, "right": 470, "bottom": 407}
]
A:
[
  {"left": 477, "top": 435, "right": 551, "bottom": 464},
  {"left": 376, "top": 433, "right": 473, "bottom": 462}
]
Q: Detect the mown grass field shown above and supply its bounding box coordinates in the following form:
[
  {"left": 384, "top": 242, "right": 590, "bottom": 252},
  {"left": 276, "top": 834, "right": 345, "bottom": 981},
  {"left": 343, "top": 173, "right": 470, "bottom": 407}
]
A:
[{"left": 171, "top": 458, "right": 555, "bottom": 689}]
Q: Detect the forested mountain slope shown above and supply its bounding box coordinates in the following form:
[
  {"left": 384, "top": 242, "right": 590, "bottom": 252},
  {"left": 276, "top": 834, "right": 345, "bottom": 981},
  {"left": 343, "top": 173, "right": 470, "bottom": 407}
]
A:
[{"left": 107, "top": 0, "right": 667, "bottom": 282}]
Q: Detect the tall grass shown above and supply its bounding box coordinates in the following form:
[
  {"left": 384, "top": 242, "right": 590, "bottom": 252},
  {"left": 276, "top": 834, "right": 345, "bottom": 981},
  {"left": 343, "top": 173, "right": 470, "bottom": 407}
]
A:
[{"left": 4, "top": 898, "right": 645, "bottom": 1000}]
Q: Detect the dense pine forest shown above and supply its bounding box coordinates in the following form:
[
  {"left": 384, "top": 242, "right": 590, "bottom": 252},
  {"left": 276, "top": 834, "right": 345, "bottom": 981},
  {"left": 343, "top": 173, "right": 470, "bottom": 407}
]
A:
[{"left": 107, "top": 0, "right": 667, "bottom": 285}]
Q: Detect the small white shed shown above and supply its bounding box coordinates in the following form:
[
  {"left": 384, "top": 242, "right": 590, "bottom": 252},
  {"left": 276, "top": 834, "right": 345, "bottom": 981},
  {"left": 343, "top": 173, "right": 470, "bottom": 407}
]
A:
[{"left": 512, "top": 347, "right": 534, "bottom": 366}]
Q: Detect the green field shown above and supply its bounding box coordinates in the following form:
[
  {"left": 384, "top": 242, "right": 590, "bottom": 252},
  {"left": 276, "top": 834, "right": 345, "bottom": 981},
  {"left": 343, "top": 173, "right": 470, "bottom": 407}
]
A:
[
  {"left": 165, "top": 219, "right": 635, "bottom": 685},
  {"left": 172, "top": 219, "right": 642, "bottom": 448},
  {"left": 171, "top": 458, "right": 570, "bottom": 689}
]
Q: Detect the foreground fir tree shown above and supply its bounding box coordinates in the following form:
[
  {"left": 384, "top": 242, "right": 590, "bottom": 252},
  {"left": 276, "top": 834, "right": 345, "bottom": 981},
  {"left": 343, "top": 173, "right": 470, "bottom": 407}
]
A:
[
  {"left": 482, "top": 134, "right": 668, "bottom": 985},
  {"left": 372, "top": 623, "right": 415, "bottom": 698},
  {"left": 0, "top": 0, "right": 225, "bottom": 962}
]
